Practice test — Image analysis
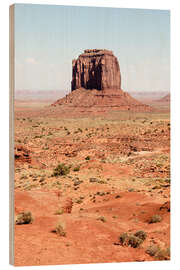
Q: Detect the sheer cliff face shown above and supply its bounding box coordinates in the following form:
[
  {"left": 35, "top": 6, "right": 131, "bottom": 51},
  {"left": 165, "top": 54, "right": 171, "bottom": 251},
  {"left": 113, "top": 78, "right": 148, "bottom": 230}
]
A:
[{"left": 71, "top": 49, "right": 121, "bottom": 91}]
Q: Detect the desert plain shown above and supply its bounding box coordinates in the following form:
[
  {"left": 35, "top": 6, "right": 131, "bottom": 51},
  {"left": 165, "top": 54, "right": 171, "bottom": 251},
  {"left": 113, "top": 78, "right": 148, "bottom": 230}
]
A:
[{"left": 14, "top": 93, "right": 170, "bottom": 266}]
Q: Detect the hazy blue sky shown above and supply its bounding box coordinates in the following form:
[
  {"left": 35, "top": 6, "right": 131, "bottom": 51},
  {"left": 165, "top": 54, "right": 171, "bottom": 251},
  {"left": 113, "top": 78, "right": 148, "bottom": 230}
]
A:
[{"left": 15, "top": 4, "right": 170, "bottom": 93}]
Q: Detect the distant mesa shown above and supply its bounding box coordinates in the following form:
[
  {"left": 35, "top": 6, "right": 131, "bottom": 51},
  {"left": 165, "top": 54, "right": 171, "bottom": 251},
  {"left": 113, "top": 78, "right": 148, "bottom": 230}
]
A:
[
  {"left": 53, "top": 49, "right": 152, "bottom": 112},
  {"left": 157, "top": 93, "right": 170, "bottom": 103}
]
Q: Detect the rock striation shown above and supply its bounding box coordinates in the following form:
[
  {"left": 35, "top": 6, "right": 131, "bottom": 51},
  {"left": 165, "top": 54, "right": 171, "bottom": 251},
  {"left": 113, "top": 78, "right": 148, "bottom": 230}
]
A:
[{"left": 71, "top": 49, "right": 121, "bottom": 91}]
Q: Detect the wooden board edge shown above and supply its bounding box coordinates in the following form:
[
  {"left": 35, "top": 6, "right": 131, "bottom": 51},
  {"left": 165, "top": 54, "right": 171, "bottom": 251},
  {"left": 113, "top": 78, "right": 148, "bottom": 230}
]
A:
[{"left": 9, "top": 3, "right": 15, "bottom": 266}]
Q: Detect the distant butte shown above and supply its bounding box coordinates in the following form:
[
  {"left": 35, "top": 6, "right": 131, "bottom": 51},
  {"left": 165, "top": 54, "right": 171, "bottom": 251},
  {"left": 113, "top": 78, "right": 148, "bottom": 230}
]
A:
[
  {"left": 53, "top": 49, "right": 152, "bottom": 112},
  {"left": 71, "top": 49, "right": 121, "bottom": 91}
]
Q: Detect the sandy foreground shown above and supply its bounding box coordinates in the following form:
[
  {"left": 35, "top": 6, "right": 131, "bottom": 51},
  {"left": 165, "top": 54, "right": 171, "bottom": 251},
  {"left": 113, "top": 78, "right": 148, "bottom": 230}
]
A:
[{"left": 14, "top": 100, "right": 170, "bottom": 266}]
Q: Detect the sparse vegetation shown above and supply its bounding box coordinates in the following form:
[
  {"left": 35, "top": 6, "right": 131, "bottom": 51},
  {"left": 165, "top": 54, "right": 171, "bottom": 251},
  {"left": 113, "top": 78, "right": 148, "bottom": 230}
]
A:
[
  {"left": 52, "top": 163, "right": 70, "bottom": 176},
  {"left": 128, "top": 235, "right": 143, "bottom": 248},
  {"left": 76, "top": 199, "right": 83, "bottom": 204},
  {"left": 15, "top": 211, "right": 33, "bottom": 225},
  {"left": 54, "top": 221, "right": 66, "bottom": 237},
  {"left": 134, "top": 230, "right": 147, "bottom": 241},
  {"left": 97, "top": 216, "right": 106, "bottom": 222},
  {"left": 54, "top": 209, "right": 64, "bottom": 215},
  {"left": 119, "top": 233, "right": 129, "bottom": 245},
  {"left": 14, "top": 103, "right": 170, "bottom": 264},
  {"left": 146, "top": 245, "right": 170, "bottom": 260},
  {"left": 149, "top": 214, "right": 162, "bottom": 224},
  {"left": 78, "top": 128, "right": 83, "bottom": 133},
  {"left": 119, "top": 230, "right": 146, "bottom": 248},
  {"left": 155, "top": 247, "right": 170, "bottom": 260},
  {"left": 73, "top": 165, "right": 80, "bottom": 172},
  {"left": 146, "top": 245, "right": 160, "bottom": 256}
]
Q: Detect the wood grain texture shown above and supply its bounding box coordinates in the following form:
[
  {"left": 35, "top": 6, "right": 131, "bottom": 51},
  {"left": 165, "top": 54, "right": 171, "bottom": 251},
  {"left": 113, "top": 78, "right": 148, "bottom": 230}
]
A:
[{"left": 9, "top": 4, "right": 15, "bottom": 266}]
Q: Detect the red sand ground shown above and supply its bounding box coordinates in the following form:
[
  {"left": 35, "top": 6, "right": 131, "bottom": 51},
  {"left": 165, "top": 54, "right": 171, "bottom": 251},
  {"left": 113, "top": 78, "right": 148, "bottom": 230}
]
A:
[
  {"left": 14, "top": 99, "right": 170, "bottom": 266},
  {"left": 14, "top": 189, "right": 170, "bottom": 266}
]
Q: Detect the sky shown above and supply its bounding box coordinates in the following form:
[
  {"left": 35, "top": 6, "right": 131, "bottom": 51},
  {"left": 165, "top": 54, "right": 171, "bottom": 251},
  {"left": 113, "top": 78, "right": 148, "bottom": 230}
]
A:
[{"left": 14, "top": 4, "right": 170, "bottom": 94}]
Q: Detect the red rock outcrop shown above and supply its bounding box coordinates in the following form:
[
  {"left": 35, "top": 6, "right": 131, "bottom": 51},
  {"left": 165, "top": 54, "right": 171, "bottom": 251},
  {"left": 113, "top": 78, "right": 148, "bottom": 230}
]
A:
[
  {"left": 72, "top": 49, "right": 121, "bottom": 91},
  {"left": 14, "top": 145, "right": 31, "bottom": 163}
]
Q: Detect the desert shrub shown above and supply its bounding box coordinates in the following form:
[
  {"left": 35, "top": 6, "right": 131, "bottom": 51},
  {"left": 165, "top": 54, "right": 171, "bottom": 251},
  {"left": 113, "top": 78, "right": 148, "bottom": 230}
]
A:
[
  {"left": 89, "top": 178, "right": 99, "bottom": 183},
  {"left": 134, "top": 230, "right": 147, "bottom": 241},
  {"left": 54, "top": 209, "right": 64, "bottom": 215},
  {"left": 155, "top": 248, "right": 170, "bottom": 261},
  {"left": 119, "top": 233, "right": 129, "bottom": 245},
  {"left": 128, "top": 235, "right": 143, "bottom": 248},
  {"left": 76, "top": 199, "right": 83, "bottom": 204},
  {"left": 73, "top": 166, "right": 80, "bottom": 172},
  {"left": 149, "top": 214, "right": 162, "bottom": 224},
  {"left": 54, "top": 222, "right": 66, "bottom": 237},
  {"left": 52, "top": 163, "right": 70, "bottom": 176},
  {"left": 74, "top": 180, "right": 83, "bottom": 186},
  {"left": 146, "top": 245, "right": 170, "bottom": 260},
  {"left": 39, "top": 177, "right": 45, "bottom": 183},
  {"left": 119, "top": 231, "right": 146, "bottom": 248},
  {"left": 85, "top": 156, "right": 90, "bottom": 160},
  {"left": 15, "top": 211, "right": 33, "bottom": 225},
  {"left": 97, "top": 216, "right": 106, "bottom": 222},
  {"left": 146, "top": 245, "right": 160, "bottom": 257}
]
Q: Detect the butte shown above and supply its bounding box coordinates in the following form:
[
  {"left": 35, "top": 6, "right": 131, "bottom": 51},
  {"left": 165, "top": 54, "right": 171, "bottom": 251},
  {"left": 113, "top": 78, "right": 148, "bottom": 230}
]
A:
[{"left": 53, "top": 49, "right": 152, "bottom": 112}]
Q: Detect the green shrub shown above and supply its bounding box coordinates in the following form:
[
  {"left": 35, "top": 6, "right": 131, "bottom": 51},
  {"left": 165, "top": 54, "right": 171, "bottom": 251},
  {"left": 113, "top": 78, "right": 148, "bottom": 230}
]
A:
[
  {"left": 73, "top": 166, "right": 80, "bottom": 172},
  {"left": 85, "top": 156, "right": 90, "bottom": 160},
  {"left": 155, "top": 248, "right": 170, "bottom": 261},
  {"left": 54, "top": 209, "right": 64, "bottom": 215},
  {"left": 119, "top": 233, "right": 129, "bottom": 245},
  {"left": 134, "top": 230, "right": 147, "bottom": 241},
  {"left": 54, "top": 222, "right": 66, "bottom": 237},
  {"left": 128, "top": 235, "right": 143, "bottom": 248},
  {"left": 52, "top": 163, "right": 70, "bottom": 176},
  {"left": 149, "top": 214, "right": 162, "bottom": 224},
  {"left": 15, "top": 211, "right": 33, "bottom": 225},
  {"left": 146, "top": 245, "right": 170, "bottom": 260},
  {"left": 146, "top": 245, "right": 160, "bottom": 257},
  {"left": 76, "top": 199, "right": 83, "bottom": 204},
  {"left": 119, "top": 231, "right": 146, "bottom": 248}
]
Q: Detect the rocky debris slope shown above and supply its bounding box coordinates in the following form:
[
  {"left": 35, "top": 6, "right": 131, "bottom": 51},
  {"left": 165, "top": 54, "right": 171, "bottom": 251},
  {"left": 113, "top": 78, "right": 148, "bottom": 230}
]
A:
[{"left": 53, "top": 88, "right": 151, "bottom": 112}]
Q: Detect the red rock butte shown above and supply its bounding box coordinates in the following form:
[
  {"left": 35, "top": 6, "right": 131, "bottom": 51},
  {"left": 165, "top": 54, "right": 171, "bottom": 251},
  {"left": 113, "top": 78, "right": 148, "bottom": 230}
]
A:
[
  {"left": 53, "top": 49, "right": 152, "bottom": 112},
  {"left": 72, "top": 49, "right": 121, "bottom": 91}
]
